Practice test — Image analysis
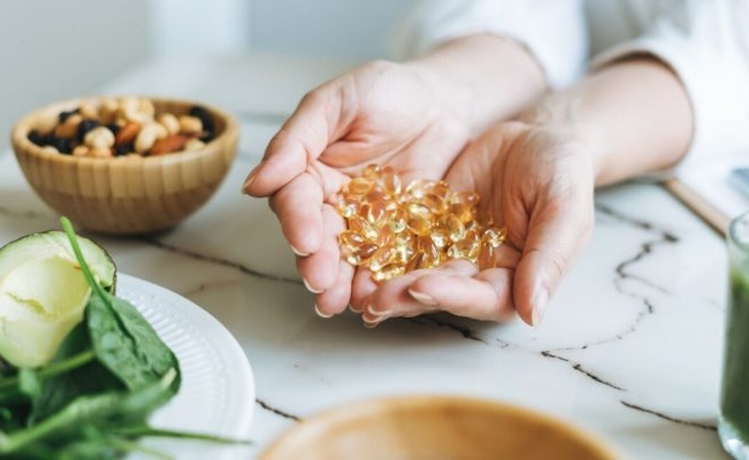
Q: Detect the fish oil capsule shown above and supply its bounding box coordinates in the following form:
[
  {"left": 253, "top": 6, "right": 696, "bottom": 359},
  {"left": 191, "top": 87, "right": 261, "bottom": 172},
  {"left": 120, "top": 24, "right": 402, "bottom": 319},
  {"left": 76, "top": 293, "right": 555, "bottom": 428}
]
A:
[
  {"left": 380, "top": 165, "right": 395, "bottom": 176},
  {"left": 364, "top": 188, "right": 386, "bottom": 202},
  {"left": 346, "top": 242, "right": 379, "bottom": 265},
  {"left": 363, "top": 163, "right": 380, "bottom": 179},
  {"left": 388, "top": 208, "right": 408, "bottom": 233},
  {"left": 339, "top": 230, "right": 367, "bottom": 248},
  {"left": 337, "top": 196, "right": 359, "bottom": 218},
  {"left": 380, "top": 170, "right": 402, "bottom": 196},
  {"left": 446, "top": 229, "right": 479, "bottom": 260},
  {"left": 405, "top": 252, "right": 427, "bottom": 272},
  {"left": 407, "top": 202, "right": 431, "bottom": 220},
  {"left": 369, "top": 245, "right": 396, "bottom": 272},
  {"left": 347, "top": 177, "right": 374, "bottom": 195},
  {"left": 392, "top": 234, "right": 415, "bottom": 264},
  {"left": 482, "top": 227, "right": 506, "bottom": 248},
  {"left": 430, "top": 222, "right": 449, "bottom": 248},
  {"left": 416, "top": 236, "right": 440, "bottom": 267},
  {"left": 463, "top": 230, "right": 481, "bottom": 259},
  {"left": 420, "top": 193, "right": 447, "bottom": 215},
  {"left": 373, "top": 263, "right": 405, "bottom": 282},
  {"left": 348, "top": 215, "right": 380, "bottom": 241},
  {"left": 407, "top": 216, "right": 432, "bottom": 235},
  {"left": 362, "top": 199, "right": 387, "bottom": 223},
  {"left": 377, "top": 223, "right": 396, "bottom": 247},
  {"left": 449, "top": 201, "right": 475, "bottom": 224},
  {"left": 446, "top": 242, "right": 469, "bottom": 260},
  {"left": 405, "top": 179, "right": 434, "bottom": 199},
  {"left": 431, "top": 181, "right": 451, "bottom": 200},
  {"left": 445, "top": 214, "right": 467, "bottom": 243},
  {"left": 464, "top": 219, "right": 482, "bottom": 234}
]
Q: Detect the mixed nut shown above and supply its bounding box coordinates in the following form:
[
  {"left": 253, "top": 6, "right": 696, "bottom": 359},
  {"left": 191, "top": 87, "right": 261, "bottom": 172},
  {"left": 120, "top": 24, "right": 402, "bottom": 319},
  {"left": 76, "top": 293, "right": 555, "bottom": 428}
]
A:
[{"left": 27, "top": 97, "right": 217, "bottom": 158}]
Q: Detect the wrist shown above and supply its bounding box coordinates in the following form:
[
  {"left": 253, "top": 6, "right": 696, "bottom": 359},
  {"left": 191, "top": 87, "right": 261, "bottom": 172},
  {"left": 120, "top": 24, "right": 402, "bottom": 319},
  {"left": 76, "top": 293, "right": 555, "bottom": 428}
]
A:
[
  {"left": 520, "top": 57, "right": 693, "bottom": 186},
  {"left": 405, "top": 34, "right": 547, "bottom": 135}
]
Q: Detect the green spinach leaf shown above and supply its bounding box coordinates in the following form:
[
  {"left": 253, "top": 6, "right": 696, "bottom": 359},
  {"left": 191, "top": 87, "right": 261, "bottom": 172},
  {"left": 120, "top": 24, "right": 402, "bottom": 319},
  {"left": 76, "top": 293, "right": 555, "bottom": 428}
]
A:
[{"left": 61, "top": 218, "right": 180, "bottom": 394}]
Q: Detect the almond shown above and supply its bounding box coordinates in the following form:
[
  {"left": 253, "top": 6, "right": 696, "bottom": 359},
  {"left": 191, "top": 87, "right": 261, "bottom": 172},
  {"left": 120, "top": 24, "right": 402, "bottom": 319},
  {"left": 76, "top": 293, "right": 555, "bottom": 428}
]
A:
[
  {"left": 149, "top": 134, "right": 190, "bottom": 156},
  {"left": 115, "top": 121, "right": 141, "bottom": 146}
]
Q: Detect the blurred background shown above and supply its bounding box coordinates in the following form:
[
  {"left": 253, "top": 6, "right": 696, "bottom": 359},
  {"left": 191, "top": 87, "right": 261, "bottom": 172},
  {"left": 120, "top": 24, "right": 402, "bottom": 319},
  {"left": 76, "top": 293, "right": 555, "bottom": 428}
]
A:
[{"left": 0, "top": 0, "right": 410, "bottom": 142}]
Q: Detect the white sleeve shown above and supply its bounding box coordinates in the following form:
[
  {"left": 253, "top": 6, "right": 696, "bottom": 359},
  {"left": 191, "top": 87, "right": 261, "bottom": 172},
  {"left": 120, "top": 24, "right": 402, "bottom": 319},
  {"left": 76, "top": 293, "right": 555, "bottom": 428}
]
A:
[
  {"left": 590, "top": 0, "right": 749, "bottom": 168},
  {"left": 391, "top": 0, "right": 588, "bottom": 90}
]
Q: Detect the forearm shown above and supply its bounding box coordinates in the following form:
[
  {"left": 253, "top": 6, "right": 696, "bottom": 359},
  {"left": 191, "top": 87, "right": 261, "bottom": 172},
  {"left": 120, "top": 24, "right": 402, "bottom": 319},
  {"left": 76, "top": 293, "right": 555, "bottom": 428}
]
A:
[
  {"left": 524, "top": 57, "right": 693, "bottom": 186},
  {"left": 407, "top": 34, "right": 547, "bottom": 136}
]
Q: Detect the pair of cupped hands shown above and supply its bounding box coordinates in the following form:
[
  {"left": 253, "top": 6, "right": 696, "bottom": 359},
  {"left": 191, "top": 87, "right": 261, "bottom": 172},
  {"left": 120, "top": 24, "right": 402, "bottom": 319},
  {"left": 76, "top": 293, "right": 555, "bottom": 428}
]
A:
[{"left": 243, "top": 60, "right": 594, "bottom": 328}]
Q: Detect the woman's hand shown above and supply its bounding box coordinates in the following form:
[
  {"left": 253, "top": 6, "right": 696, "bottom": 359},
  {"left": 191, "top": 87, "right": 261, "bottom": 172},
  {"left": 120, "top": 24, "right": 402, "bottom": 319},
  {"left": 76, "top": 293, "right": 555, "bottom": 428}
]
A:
[
  {"left": 358, "top": 121, "right": 595, "bottom": 326},
  {"left": 243, "top": 60, "right": 474, "bottom": 316}
]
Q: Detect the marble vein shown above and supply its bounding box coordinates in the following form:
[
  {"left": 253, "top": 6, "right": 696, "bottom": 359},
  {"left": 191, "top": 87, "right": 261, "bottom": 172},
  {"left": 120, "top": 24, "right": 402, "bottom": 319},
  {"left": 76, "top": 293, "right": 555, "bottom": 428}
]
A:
[
  {"left": 140, "top": 237, "right": 302, "bottom": 286},
  {"left": 599, "top": 202, "right": 677, "bottom": 295},
  {"left": 408, "top": 316, "right": 487, "bottom": 343},
  {"left": 182, "top": 279, "right": 241, "bottom": 297},
  {"left": 256, "top": 398, "right": 302, "bottom": 422},
  {"left": 620, "top": 401, "right": 716, "bottom": 431},
  {"left": 540, "top": 351, "right": 626, "bottom": 391}
]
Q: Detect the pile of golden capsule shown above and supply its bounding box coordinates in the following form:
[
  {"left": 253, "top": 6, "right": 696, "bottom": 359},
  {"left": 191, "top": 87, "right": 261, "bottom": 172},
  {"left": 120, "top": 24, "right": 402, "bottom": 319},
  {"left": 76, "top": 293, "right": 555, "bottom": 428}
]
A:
[{"left": 336, "top": 164, "right": 507, "bottom": 283}]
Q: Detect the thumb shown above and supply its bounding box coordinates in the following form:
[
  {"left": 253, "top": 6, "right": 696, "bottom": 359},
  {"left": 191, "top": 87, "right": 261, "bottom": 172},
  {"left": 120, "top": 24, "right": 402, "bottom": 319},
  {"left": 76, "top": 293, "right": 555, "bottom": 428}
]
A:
[{"left": 513, "top": 196, "right": 593, "bottom": 326}]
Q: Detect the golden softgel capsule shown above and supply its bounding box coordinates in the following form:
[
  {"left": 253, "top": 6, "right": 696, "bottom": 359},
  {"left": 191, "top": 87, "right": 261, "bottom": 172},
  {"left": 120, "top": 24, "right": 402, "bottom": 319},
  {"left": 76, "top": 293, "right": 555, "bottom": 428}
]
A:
[{"left": 336, "top": 165, "right": 506, "bottom": 282}]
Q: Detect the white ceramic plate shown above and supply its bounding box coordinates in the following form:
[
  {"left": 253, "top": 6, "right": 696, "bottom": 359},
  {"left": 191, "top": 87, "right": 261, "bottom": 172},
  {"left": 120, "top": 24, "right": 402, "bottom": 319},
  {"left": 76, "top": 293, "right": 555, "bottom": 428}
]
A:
[{"left": 117, "top": 273, "right": 255, "bottom": 460}]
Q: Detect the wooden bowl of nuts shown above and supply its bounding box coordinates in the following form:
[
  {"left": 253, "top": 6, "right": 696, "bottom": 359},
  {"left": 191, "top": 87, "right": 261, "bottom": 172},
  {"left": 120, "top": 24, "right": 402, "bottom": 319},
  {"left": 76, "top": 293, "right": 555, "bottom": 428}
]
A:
[{"left": 11, "top": 96, "right": 239, "bottom": 235}]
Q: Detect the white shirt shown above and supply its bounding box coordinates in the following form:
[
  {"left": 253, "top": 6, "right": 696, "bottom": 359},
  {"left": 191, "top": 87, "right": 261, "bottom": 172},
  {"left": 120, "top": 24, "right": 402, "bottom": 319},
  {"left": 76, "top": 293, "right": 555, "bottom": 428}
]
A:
[{"left": 394, "top": 0, "right": 749, "bottom": 169}]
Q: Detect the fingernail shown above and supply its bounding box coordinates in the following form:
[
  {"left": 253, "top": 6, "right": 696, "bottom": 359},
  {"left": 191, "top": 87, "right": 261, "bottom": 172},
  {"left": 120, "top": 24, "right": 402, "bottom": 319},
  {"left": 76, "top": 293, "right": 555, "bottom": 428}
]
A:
[
  {"left": 291, "top": 245, "right": 310, "bottom": 257},
  {"left": 408, "top": 289, "right": 438, "bottom": 306},
  {"left": 531, "top": 288, "right": 549, "bottom": 326},
  {"left": 303, "top": 277, "right": 323, "bottom": 294},
  {"left": 242, "top": 165, "right": 261, "bottom": 192},
  {"left": 366, "top": 305, "right": 391, "bottom": 319},
  {"left": 348, "top": 304, "right": 362, "bottom": 313},
  {"left": 363, "top": 320, "right": 380, "bottom": 329},
  {"left": 315, "top": 304, "right": 333, "bottom": 318}
]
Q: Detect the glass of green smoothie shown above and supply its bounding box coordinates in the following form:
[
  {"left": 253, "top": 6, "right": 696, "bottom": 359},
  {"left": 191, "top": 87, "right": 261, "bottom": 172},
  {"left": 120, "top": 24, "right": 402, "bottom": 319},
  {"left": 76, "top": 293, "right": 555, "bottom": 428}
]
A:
[{"left": 720, "top": 210, "right": 749, "bottom": 459}]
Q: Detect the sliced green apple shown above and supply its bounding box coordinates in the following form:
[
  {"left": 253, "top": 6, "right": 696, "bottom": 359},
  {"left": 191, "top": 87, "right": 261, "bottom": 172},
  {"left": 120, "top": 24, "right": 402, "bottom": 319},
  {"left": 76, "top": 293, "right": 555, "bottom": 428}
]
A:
[{"left": 0, "top": 231, "right": 115, "bottom": 368}]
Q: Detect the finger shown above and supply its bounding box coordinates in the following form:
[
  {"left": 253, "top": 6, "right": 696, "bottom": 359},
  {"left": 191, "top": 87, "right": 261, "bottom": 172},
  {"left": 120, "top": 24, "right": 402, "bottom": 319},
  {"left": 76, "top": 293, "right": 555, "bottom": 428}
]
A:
[
  {"left": 362, "top": 260, "right": 479, "bottom": 322},
  {"left": 353, "top": 254, "right": 490, "bottom": 319},
  {"left": 349, "top": 266, "right": 379, "bottom": 313},
  {"left": 514, "top": 198, "right": 593, "bottom": 326},
  {"left": 297, "top": 204, "right": 345, "bottom": 293},
  {"left": 243, "top": 87, "right": 347, "bottom": 196},
  {"left": 314, "top": 260, "right": 356, "bottom": 317},
  {"left": 404, "top": 267, "right": 515, "bottom": 322},
  {"left": 361, "top": 271, "right": 427, "bottom": 324},
  {"left": 269, "top": 173, "right": 324, "bottom": 255}
]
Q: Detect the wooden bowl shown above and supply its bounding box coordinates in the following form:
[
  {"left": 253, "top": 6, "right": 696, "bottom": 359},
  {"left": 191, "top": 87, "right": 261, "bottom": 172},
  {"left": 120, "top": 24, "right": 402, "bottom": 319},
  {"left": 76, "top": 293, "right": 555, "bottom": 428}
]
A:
[
  {"left": 11, "top": 97, "right": 239, "bottom": 235},
  {"left": 260, "top": 396, "right": 625, "bottom": 460}
]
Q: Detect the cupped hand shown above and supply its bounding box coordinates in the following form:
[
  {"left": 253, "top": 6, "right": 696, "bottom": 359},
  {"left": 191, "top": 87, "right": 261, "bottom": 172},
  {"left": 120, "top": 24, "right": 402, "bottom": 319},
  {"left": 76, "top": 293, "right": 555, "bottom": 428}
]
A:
[
  {"left": 243, "top": 60, "right": 472, "bottom": 316},
  {"left": 361, "top": 122, "right": 596, "bottom": 326}
]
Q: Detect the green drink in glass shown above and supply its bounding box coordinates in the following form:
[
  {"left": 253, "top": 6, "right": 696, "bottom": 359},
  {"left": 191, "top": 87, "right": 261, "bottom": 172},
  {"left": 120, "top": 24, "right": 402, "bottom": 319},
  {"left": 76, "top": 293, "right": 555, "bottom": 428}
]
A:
[{"left": 721, "top": 210, "right": 749, "bottom": 459}]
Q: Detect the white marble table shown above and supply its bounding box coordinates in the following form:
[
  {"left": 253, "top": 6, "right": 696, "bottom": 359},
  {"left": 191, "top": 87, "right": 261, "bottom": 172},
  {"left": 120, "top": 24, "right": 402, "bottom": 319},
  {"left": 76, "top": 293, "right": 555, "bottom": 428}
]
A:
[{"left": 0, "top": 53, "right": 733, "bottom": 459}]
